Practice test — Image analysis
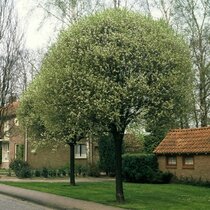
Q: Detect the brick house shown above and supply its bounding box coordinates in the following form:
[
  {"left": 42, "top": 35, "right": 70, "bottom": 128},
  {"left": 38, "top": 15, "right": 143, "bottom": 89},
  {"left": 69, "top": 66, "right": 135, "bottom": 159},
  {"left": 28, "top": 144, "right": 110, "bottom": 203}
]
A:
[
  {"left": 0, "top": 101, "right": 99, "bottom": 169},
  {"left": 154, "top": 127, "right": 210, "bottom": 181},
  {"left": 0, "top": 101, "right": 24, "bottom": 169}
]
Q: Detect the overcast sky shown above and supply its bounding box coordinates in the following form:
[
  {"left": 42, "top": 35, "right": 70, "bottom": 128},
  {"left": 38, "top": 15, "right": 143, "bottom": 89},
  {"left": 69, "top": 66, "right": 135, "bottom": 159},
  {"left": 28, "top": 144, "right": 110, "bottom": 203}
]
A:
[
  {"left": 15, "top": 0, "right": 162, "bottom": 50},
  {"left": 16, "top": 0, "right": 55, "bottom": 49}
]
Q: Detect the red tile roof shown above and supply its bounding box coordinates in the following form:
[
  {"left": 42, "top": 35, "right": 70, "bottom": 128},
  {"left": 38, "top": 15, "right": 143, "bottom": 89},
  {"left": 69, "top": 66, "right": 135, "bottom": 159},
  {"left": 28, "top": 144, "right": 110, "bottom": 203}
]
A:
[{"left": 154, "top": 127, "right": 210, "bottom": 154}]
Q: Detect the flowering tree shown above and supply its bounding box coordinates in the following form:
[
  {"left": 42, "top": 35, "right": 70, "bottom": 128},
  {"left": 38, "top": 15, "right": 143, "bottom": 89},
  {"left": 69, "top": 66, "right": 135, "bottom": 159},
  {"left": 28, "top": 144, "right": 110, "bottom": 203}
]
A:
[{"left": 18, "top": 9, "right": 192, "bottom": 202}]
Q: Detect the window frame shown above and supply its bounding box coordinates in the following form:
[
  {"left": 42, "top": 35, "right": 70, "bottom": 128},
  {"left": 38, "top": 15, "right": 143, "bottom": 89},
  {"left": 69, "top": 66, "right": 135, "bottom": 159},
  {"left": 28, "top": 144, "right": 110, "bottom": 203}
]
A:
[
  {"left": 182, "top": 155, "right": 194, "bottom": 169},
  {"left": 1, "top": 142, "right": 9, "bottom": 163},
  {"left": 75, "top": 144, "right": 87, "bottom": 159},
  {"left": 166, "top": 156, "right": 177, "bottom": 168}
]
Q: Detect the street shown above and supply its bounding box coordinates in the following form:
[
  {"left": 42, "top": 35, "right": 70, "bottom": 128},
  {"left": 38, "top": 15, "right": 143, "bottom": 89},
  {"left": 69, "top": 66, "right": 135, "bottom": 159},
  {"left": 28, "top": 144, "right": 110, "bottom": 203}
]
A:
[{"left": 0, "top": 193, "right": 53, "bottom": 210}]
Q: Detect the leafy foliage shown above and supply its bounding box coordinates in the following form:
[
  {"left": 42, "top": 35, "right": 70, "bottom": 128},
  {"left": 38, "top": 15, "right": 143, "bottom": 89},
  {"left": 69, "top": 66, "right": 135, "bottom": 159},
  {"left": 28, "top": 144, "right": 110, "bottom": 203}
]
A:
[
  {"left": 87, "top": 163, "right": 101, "bottom": 177},
  {"left": 18, "top": 8, "right": 192, "bottom": 201},
  {"left": 98, "top": 133, "right": 116, "bottom": 176},
  {"left": 9, "top": 159, "right": 32, "bottom": 178},
  {"left": 122, "top": 154, "right": 172, "bottom": 183}
]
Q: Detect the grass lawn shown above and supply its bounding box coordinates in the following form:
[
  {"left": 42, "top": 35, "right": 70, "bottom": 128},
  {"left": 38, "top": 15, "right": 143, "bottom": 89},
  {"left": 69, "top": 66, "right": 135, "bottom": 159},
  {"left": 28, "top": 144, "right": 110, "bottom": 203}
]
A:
[{"left": 1, "top": 181, "right": 210, "bottom": 210}]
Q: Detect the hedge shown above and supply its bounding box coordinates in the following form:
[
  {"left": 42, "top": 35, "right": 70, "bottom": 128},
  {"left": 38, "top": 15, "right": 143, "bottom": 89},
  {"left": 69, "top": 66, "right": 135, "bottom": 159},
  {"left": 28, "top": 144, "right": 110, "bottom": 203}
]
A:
[{"left": 122, "top": 153, "right": 172, "bottom": 183}]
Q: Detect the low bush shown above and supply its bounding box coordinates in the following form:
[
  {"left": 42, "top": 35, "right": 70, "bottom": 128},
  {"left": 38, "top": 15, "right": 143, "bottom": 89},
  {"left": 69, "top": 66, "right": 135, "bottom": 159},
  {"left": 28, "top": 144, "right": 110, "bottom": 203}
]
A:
[
  {"left": 42, "top": 167, "right": 49, "bottom": 178},
  {"left": 87, "top": 163, "right": 100, "bottom": 177},
  {"left": 75, "top": 164, "right": 88, "bottom": 176},
  {"left": 34, "top": 169, "right": 41, "bottom": 177},
  {"left": 122, "top": 153, "right": 172, "bottom": 183},
  {"left": 151, "top": 171, "right": 174, "bottom": 184},
  {"left": 174, "top": 176, "right": 210, "bottom": 187},
  {"left": 9, "top": 159, "right": 32, "bottom": 178},
  {"left": 48, "top": 169, "right": 56, "bottom": 177},
  {"left": 57, "top": 168, "right": 67, "bottom": 177},
  {"left": 98, "top": 133, "right": 116, "bottom": 176}
]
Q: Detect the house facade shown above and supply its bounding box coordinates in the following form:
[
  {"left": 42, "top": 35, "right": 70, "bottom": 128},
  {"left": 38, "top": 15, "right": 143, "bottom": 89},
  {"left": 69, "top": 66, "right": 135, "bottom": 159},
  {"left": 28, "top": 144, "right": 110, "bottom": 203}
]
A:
[
  {"left": 0, "top": 101, "right": 24, "bottom": 169},
  {"left": 27, "top": 138, "right": 99, "bottom": 169},
  {"left": 154, "top": 127, "right": 210, "bottom": 181},
  {"left": 0, "top": 101, "right": 99, "bottom": 169}
]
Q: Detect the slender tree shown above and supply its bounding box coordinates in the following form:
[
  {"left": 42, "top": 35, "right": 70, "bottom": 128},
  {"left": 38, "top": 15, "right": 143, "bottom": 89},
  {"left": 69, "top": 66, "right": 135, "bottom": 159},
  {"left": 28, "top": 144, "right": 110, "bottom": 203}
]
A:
[
  {"left": 34, "top": 0, "right": 104, "bottom": 27},
  {"left": 0, "top": 0, "right": 24, "bottom": 137},
  {"left": 172, "top": 0, "right": 210, "bottom": 127},
  {"left": 146, "top": 0, "right": 210, "bottom": 127}
]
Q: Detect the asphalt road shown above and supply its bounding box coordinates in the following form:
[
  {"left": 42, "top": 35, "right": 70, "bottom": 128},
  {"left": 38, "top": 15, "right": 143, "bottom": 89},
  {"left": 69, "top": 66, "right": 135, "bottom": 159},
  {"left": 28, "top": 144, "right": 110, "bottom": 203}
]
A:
[{"left": 0, "top": 193, "right": 53, "bottom": 210}]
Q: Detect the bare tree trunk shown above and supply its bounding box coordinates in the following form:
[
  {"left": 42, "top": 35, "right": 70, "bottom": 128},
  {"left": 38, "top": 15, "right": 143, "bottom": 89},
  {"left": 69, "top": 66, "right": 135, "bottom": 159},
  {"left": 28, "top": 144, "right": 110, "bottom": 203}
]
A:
[
  {"left": 0, "top": 0, "right": 24, "bottom": 137},
  {"left": 113, "top": 0, "right": 120, "bottom": 8},
  {"left": 145, "top": 0, "right": 210, "bottom": 127},
  {"left": 36, "top": 0, "right": 104, "bottom": 27}
]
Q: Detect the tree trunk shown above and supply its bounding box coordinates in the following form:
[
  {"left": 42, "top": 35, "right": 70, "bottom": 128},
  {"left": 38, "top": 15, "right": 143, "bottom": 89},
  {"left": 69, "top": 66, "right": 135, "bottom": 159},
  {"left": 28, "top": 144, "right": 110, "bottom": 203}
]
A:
[
  {"left": 69, "top": 142, "right": 76, "bottom": 186},
  {"left": 199, "top": 68, "right": 208, "bottom": 127},
  {"left": 112, "top": 126, "right": 125, "bottom": 203},
  {"left": 113, "top": 0, "right": 120, "bottom": 8}
]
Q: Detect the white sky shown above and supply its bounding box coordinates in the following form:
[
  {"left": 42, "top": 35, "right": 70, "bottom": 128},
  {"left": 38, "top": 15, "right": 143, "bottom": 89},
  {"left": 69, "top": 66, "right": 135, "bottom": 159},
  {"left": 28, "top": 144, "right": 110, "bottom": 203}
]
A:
[
  {"left": 15, "top": 0, "right": 162, "bottom": 50},
  {"left": 16, "top": 0, "right": 55, "bottom": 49}
]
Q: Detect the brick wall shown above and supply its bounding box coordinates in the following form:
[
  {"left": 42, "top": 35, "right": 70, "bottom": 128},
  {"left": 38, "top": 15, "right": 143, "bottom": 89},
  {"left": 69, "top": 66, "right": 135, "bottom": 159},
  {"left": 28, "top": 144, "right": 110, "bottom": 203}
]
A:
[
  {"left": 1, "top": 117, "right": 99, "bottom": 169},
  {"left": 1, "top": 119, "right": 24, "bottom": 169},
  {"left": 27, "top": 143, "right": 70, "bottom": 169},
  {"left": 27, "top": 140, "right": 99, "bottom": 169},
  {"left": 157, "top": 154, "right": 210, "bottom": 181}
]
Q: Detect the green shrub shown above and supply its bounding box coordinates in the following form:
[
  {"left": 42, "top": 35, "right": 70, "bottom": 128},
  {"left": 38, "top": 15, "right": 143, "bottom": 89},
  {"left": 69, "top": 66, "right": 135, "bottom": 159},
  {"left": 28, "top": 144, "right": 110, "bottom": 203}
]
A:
[
  {"left": 34, "top": 169, "right": 41, "bottom": 177},
  {"left": 98, "top": 133, "right": 116, "bottom": 176},
  {"left": 57, "top": 168, "right": 67, "bottom": 177},
  {"left": 48, "top": 169, "right": 56, "bottom": 177},
  {"left": 122, "top": 153, "right": 172, "bottom": 183},
  {"left": 42, "top": 167, "right": 49, "bottom": 178},
  {"left": 161, "top": 171, "right": 174, "bottom": 183},
  {"left": 75, "top": 164, "right": 88, "bottom": 176},
  {"left": 9, "top": 159, "right": 32, "bottom": 178},
  {"left": 122, "top": 153, "right": 157, "bottom": 183},
  {"left": 150, "top": 171, "right": 173, "bottom": 184},
  {"left": 61, "top": 169, "right": 67, "bottom": 176},
  {"left": 57, "top": 169, "right": 61, "bottom": 177},
  {"left": 174, "top": 176, "right": 210, "bottom": 187},
  {"left": 87, "top": 163, "right": 100, "bottom": 177}
]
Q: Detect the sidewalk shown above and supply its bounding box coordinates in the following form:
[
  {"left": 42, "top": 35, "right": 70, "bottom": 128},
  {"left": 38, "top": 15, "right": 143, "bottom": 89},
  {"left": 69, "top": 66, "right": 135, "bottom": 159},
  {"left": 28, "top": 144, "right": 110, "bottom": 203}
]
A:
[{"left": 0, "top": 177, "right": 123, "bottom": 210}]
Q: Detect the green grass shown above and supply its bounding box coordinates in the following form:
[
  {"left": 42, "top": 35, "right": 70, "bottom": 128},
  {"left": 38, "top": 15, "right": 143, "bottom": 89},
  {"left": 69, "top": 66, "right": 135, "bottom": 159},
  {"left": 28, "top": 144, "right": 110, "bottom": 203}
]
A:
[{"left": 1, "top": 181, "right": 210, "bottom": 210}]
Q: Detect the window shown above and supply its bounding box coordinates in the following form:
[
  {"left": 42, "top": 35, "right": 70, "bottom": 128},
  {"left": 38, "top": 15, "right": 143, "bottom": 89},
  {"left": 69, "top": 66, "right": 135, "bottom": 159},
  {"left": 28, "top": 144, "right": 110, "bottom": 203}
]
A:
[
  {"left": 75, "top": 144, "right": 87, "bottom": 159},
  {"left": 183, "top": 156, "right": 194, "bottom": 169},
  {"left": 3, "top": 121, "right": 10, "bottom": 139},
  {"left": 166, "top": 156, "right": 177, "bottom": 168},
  {"left": 15, "top": 144, "right": 24, "bottom": 160},
  {"left": 2, "top": 142, "right": 9, "bottom": 162}
]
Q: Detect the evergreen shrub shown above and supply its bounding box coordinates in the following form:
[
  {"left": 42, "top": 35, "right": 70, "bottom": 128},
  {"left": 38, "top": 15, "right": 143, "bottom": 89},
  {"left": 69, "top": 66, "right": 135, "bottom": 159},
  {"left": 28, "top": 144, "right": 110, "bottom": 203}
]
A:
[
  {"left": 41, "top": 167, "right": 49, "bottom": 178},
  {"left": 98, "top": 133, "right": 116, "bottom": 176},
  {"left": 75, "top": 164, "right": 88, "bottom": 176},
  {"left": 87, "top": 163, "right": 100, "bottom": 177},
  {"left": 34, "top": 169, "right": 41, "bottom": 177},
  {"left": 9, "top": 159, "right": 32, "bottom": 178},
  {"left": 122, "top": 153, "right": 172, "bottom": 183}
]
